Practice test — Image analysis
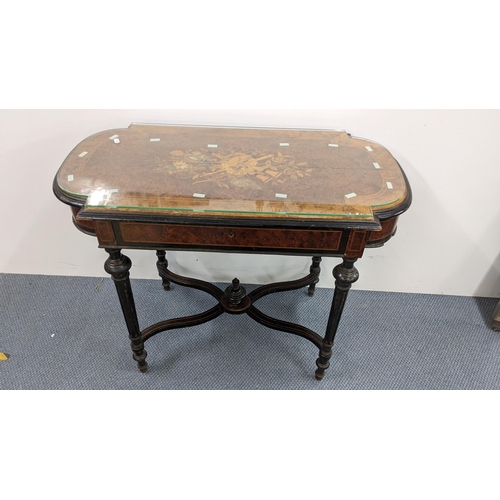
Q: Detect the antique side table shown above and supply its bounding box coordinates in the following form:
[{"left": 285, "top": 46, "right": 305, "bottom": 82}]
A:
[{"left": 53, "top": 124, "right": 412, "bottom": 380}]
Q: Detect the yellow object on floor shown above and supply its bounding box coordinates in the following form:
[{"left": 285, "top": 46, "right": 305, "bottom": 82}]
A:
[{"left": 0, "top": 352, "right": 9, "bottom": 361}]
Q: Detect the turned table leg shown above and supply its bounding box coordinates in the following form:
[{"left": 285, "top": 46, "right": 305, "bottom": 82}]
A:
[
  {"left": 156, "top": 250, "right": 171, "bottom": 290},
  {"left": 315, "top": 258, "right": 359, "bottom": 380},
  {"left": 104, "top": 249, "right": 148, "bottom": 372},
  {"left": 307, "top": 256, "right": 322, "bottom": 296}
]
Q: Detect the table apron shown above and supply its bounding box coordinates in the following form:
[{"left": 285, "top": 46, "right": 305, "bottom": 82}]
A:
[{"left": 89, "top": 220, "right": 390, "bottom": 258}]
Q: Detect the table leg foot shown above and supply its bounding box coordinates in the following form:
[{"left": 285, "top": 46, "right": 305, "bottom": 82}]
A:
[
  {"left": 156, "top": 250, "right": 171, "bottom": 290},
  {"left": 131, "top": 343, "right": 148, "bottom": 373},
  {"left": 315, "top": 341, "right": 332, "bottom": 380},
  {"left": 314, "top": 258, "right": 359, "bottom": 380},
  {"left": 307, "top": 256, "right": 322, "bottom": 296},
  {"left": 105, "top": 248, "right": 148, "bottom": 373},
  {"left": 136, "top": 358, "right": 148, "bottom": 373}
]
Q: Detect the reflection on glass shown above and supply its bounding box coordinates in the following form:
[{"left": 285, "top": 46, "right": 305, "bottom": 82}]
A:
[{"left": 56, "top": 124, "right": 408, "bottom": 219}]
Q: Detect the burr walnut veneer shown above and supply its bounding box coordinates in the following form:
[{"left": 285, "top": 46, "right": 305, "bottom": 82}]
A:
[{"left": 53, "top": 124, "right": 412, "bottom": 379}]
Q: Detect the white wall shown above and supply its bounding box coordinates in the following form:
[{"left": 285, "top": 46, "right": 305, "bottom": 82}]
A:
[{"left": 1, "top": 109, "right": 499, "bottom": 297}]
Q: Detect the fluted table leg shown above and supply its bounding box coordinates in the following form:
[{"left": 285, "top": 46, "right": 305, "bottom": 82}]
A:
[
  {"left": 315, "top": 258, "right": 359, "bottom": 380},
  {"left": 104, "top": 249, "right": 148, "bottom": 372}
]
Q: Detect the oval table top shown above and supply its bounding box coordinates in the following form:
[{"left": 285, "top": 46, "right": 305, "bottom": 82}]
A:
[{"left": 54, "top": 123, "right": 411, "bottom": 228}]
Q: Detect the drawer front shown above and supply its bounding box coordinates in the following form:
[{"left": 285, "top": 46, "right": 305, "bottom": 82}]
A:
[{"left": 118, "top": 222, "right": 343, "bottom": 252}]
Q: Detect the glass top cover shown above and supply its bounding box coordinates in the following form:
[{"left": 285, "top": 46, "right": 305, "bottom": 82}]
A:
[{"left": 56, "top": 124, "right": 409, "bottom": 220}]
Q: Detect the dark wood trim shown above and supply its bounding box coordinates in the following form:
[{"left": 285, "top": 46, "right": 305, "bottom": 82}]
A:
[
  {"left": 77, "top": 208, "right": 382, "bottom": 231},
  {"left": 372, "top": 161, "right": 412, "bottom": 221},
  {"left": 53, "top": 175, "right": 85, "bottom": 208}
]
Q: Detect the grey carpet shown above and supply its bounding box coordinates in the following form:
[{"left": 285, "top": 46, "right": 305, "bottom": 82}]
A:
[{"left": 0, "top": 273, "right": 498, "bottom": 390}]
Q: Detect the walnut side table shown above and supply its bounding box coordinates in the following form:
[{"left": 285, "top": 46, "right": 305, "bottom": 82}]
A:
[{"left": 53, "top": 124, "right": 412, "bottom": 380}]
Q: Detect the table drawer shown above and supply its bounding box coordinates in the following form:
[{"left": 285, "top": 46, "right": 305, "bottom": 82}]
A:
[{"left": 118, "top": 222, "right": 343, "bottom": 252}]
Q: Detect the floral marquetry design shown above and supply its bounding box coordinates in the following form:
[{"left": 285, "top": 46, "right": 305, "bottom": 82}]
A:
[{"left": 155, "top": 149, "right": 312, "bottom": 190}]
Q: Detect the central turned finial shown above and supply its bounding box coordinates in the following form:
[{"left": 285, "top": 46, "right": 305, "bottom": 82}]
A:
[
  {"left": 226, "top": 277, "right": 246, "bottom": 305},
  {"left": 220, "top": 277, "right": 251, "bottom": 313}
]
